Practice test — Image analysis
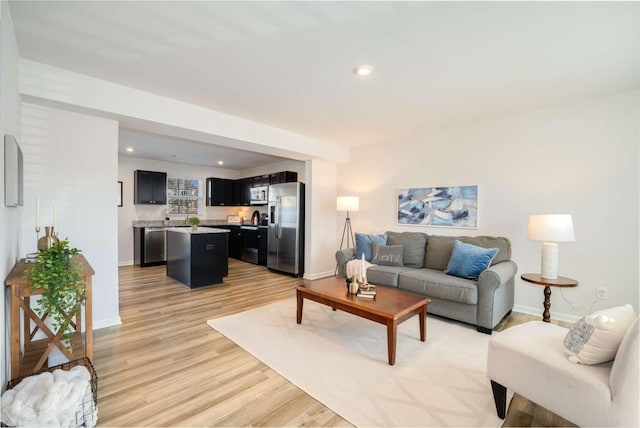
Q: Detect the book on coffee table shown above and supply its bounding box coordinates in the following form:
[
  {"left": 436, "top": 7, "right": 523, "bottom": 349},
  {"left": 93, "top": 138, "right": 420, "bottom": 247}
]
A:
[
  {"left": 356, "top": 292, "right": 375, "bottom": 299},
  {"left": 357, "top": 284, "right": 377, "bottom": 298}
]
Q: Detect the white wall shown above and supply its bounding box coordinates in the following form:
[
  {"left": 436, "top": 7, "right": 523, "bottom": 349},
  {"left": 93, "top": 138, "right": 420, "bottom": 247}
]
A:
[
  {"left": 338, "top": 91, "right": 640, "bottom": 322},
  {"left": 118, "top": 156, "right": 307, "bottom": 266},
  {"left": 304, "top": 160, "right": 338, "bottom": 279},
  {"left": 1, "top": 2, "right": 23, "bottom": 389},
  {"left": 20, "top": 103, "right": 121, "bottom": 330}
]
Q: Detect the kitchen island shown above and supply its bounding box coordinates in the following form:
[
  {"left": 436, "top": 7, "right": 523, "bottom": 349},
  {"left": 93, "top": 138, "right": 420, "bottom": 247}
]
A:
[{"left": 166, "top": 227, "right": 229, "bottom": 288}]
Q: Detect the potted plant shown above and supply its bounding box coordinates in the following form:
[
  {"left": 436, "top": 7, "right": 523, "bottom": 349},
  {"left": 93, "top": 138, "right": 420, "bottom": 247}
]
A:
[
  {"left": 187, "top": 216, "right": 200, "bottom": 230},
  {"left": 24, "top": 238, "right": 85, "bottom": 352}
]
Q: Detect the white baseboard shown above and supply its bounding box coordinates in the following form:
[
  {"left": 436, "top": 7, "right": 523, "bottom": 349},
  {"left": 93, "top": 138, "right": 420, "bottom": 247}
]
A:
[
  {"left": 513, "top": 304, "right": 580, "bottom": 324},
  {"left": 93, "top": 316, "right": 122, "bottom": 330},
  {"left": 303, "top": 270, "right": 335, "bottom": 280},
  {"left": 118, "top": 260, "right": 134, "bottom": 267}
]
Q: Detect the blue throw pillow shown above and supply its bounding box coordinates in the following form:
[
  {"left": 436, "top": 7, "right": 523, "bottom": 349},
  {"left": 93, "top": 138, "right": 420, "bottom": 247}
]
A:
[
  {"left": 355, "top": 233, "right": 387, "bottom": 262},
  {"left": 445, "top": 240, "right": 498, "bottom": 280}
]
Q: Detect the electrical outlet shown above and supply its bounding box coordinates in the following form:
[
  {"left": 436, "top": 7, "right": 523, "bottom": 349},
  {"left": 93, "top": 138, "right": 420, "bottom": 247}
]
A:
[{"left": 597, "top": 286, "right": 608, "bottom": 300}]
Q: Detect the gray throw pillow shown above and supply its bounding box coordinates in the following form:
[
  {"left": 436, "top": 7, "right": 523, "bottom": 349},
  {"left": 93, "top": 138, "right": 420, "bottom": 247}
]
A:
[
  {"left": 371, "top": 243, "right": 404, "bottom": 266},
  {"left": 386, "top": 231, "right": 427, "bottom": 268}
]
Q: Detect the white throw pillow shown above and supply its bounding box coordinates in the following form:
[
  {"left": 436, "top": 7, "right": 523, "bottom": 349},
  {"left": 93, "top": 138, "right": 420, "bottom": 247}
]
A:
[{"left": 563, "top": 304, "right": 636, "bottom": 365}]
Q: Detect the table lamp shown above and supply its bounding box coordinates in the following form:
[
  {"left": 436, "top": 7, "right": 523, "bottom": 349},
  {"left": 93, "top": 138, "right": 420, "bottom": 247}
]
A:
[
  {"left": 337, "top": 196, "right": 359, "bottom": 251},
  {"left": 527, "top": 214, "right": 575, "bottom": 279}
]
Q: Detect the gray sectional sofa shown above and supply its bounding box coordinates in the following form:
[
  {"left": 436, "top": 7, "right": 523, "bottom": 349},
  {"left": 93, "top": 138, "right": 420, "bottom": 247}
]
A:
[{"left": 335, "top": 231, "right": 517, "bottom": 333}]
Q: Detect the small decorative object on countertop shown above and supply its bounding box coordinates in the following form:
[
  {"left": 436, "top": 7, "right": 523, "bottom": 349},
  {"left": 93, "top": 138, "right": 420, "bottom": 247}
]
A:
[{"left": 187, "top": 216, "right": 200, "bottom": 231}]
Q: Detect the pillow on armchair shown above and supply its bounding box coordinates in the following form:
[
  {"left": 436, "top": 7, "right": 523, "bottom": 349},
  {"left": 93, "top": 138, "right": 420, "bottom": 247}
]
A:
[{"left": 563, "top": 304, "right": 637, "bottom": 364}]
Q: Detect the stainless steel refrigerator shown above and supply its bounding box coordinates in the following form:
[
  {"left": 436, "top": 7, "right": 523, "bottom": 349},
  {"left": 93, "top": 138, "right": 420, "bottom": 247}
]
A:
[{"left": 268, "top": 182, "right": 304, "bottom": 277}]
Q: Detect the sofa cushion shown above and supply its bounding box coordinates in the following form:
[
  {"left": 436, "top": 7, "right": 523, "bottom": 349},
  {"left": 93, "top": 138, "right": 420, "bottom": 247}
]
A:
[
  {"left": 386, "top": 231, "right": 428, "bottom": 268},
  {"left": 424, "top": 235, "right": 456, "bottom": 271},
  {"left": 355, "top": 233, "right": 387, "bottom": 262},
  {"left": 460, "top": 236, "right": 511, "bottom": 264},
  {"left": 371, "top": 243, "right": 404, "bottom": 266},
  {"left": 563, "top": 304, "right": 637, "bottom": 365},
  {"left": 445, "top": 240, "right": 498, "bottom": 280},
  {"left": 367, "top": 265, "right": 413, "bottom": 287},
  {"left": 398, "top": 269, "right": 478, "bottom": 304},
  {"left": 425, "top": 235, "right": 511, "bottom": 270}
]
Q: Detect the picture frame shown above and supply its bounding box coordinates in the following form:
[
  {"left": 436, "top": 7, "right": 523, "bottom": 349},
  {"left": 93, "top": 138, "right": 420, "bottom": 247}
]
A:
[
  {"left": 4, "top": 135, "right": 24, "bottom": 207},
  {"left": 397, "top": 185, "right": 478, "bottom": 228},
  {"left": 117, "top": 181, "right": 123, "bottom": 207}
]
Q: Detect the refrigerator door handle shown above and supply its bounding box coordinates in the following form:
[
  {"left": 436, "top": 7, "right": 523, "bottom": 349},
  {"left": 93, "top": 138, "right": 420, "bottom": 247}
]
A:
[{"left": 276, "top": 196, "right": 283, "bottom": 238}]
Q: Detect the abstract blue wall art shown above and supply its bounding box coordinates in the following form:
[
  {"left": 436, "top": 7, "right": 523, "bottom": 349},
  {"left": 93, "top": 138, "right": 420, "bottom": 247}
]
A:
[{"left": 397, "top": 185, "right": 478, "bottom": 228}]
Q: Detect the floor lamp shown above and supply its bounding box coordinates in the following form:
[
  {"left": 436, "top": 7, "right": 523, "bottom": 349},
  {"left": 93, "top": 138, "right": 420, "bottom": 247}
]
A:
[{"left": 336, "top": 196, "right": 359, "bottom": 275}]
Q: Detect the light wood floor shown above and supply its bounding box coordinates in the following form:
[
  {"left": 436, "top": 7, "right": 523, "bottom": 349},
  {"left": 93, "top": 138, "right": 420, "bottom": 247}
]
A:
[{"left": 94, "top": 260, "right": 574, "bottom": 427}]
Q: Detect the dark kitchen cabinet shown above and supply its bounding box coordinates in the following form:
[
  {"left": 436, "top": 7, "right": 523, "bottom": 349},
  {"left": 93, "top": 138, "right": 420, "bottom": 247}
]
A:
[
  {"left": 252, "top": 175, "right": 270, "bottom": 187},
  {"left": 205, "top": 171, "right": 297, "bottom": 207},
  {"left": 269, "top": 171, "right": 297, "bottom": 184},
  {"left": 257, "top": 227, "right": 268, "bottom": 266},
  {"left": 166, "top": 229, "right": 229, "bottom": 288},
  {"left": 233, "top": 178, "right": 252, "bottom": 206},
  {"left": 229, "top": 226, "right": 242, "bottom": 259},
  {"left": 206, "top": 178, "right": 234, "bottom": 206},
  {"left": 219, "top": 225, "right": 242, "bottom": 259},
  {"left": 134, "top": 170, "right": 167, "bottom": 205}
]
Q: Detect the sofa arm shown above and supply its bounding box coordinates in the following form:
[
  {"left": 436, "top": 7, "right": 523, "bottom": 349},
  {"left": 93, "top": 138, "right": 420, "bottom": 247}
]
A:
[
  {"left": 479, "top": 261, "right": 518, "bottom": 291},
  {"left": 335, "top": 248, "right": 355, "bottom": 278},
  {"left": 477, "top": 260, "right": 518, "bottom": 331}
]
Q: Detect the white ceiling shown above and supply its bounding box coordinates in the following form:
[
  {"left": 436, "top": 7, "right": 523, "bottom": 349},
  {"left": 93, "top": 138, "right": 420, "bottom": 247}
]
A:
[
  {"left": 9, "top": 1, "right": 640, "bottom": 168},
  {"left": 118, "top": 128, "right": 290, "bottom": 170}
]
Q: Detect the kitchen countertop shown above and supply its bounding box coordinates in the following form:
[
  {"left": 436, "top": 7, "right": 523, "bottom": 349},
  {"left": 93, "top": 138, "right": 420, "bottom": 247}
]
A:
[
  {"left": 132, "top": 220, "right": 267, "bottom": 228},
  {"left": 166, "top": 227, "right": 230, "bottom": 234}
]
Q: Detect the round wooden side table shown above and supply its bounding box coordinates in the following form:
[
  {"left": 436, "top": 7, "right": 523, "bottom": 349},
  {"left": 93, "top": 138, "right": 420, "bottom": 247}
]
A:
[{"left": 521, "top": 273, "right": 578, "bottom": 322}]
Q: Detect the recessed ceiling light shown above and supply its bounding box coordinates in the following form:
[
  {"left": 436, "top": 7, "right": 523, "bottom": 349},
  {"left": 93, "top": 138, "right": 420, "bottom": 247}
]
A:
[
  {"left": 218, "top": 161, "right": 224, "bottom": 165},
  {"left": 353, "top": 65, "right": 373, "bottom": 77},
  {"left": 125, "top": 147, "right": 134, "bottom": 152}
]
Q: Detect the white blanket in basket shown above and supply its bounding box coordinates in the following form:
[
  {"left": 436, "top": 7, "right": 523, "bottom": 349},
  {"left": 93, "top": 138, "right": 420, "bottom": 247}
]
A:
[{"left": 1, "top": 365, "right": 96, "bottom": 427}]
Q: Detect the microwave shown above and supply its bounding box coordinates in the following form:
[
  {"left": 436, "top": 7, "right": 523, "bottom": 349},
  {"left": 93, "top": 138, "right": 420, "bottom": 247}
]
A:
[{"left": 250, "top": 186, "right": 268, "bottom": 205}]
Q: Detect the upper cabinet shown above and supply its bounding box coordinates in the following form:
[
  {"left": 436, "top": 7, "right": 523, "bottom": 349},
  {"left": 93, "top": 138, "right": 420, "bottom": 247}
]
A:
[
  {"left": 252, "top": 175, "right": 270, "bottom": 187},
  {"left": 206, "top": 178, "right": 234, "bottom": 206},
  {"left": 233, "top": 178, "right": 252, "bottom": 206},
  {"left": 269, "top": 171, "right": 297, "bottom": 184},
  {"left": 134, "top": 170, "right": 167, "bottom": 205},
  {"left": 205, "top": 171, "right": 298, "bottom": 207}
]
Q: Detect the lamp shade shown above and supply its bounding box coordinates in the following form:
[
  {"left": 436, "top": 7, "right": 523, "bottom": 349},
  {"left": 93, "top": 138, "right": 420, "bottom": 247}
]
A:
[
  {"left": 336, "top": 196, "right": 359, "bottom": 212},
  {"left": 527, "top": 214, "right": 575, "bottom": 242}
]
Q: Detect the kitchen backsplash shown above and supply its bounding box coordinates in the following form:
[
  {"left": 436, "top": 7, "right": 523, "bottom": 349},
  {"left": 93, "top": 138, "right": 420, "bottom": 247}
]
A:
[{"left": 133, "top": 204, "right": 265, "bottom": 222}]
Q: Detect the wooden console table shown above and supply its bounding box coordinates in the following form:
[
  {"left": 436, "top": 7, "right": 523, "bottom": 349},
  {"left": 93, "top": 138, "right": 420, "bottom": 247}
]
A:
[{"left": 5, "top": 255, "right": 94, "bottom": 379}]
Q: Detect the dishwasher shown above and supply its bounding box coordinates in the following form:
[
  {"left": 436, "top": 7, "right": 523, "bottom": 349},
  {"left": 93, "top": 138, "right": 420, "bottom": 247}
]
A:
[
  {"left": 240, "top": 226, "right": 259, "bottom": 264},
  {"left": 144, "top": 228, "right": 166, "bottom": 264}
]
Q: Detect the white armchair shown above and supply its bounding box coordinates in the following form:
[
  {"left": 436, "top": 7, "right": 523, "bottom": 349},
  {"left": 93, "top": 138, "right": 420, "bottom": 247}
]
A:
[{"left": 487, "top": 317, "right": 638, "bottom": 426}]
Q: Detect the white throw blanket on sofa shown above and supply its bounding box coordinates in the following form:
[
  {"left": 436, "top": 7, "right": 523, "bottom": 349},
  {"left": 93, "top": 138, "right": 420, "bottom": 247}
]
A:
[
  {"left": 345, "top": 258, "right": 375, "bottom": 284},
  {"left": 1, "top": 365, "right": 96, "bottom": 427}
]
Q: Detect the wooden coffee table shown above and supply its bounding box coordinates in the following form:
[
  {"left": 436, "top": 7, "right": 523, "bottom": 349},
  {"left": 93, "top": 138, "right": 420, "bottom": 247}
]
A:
[{"left": 296, "top": 277, "right": 430, "bottom": 365}]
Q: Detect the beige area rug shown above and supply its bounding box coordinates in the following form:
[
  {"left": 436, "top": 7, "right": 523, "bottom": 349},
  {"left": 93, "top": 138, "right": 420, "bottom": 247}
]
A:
[{"left": 207, "top": 298, "right": 507, "bottom": 427}]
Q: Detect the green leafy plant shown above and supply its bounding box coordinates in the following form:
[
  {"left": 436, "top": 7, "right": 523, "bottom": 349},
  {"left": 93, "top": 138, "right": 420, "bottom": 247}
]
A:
[
  {"left": 187, "top": 216, "right": 200, "bottom": 227},
  {"left": 25, "top": 239, "right": 85, "bottom": 351}
]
